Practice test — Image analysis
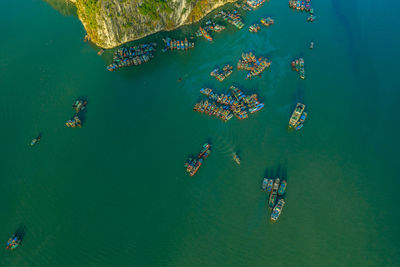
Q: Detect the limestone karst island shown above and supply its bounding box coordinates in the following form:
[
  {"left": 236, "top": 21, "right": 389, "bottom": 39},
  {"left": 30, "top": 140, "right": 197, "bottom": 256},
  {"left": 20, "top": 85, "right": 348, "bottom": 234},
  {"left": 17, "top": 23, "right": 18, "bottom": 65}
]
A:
[{"left": 2, "top": 0, "right": 399, "bottom": 266}]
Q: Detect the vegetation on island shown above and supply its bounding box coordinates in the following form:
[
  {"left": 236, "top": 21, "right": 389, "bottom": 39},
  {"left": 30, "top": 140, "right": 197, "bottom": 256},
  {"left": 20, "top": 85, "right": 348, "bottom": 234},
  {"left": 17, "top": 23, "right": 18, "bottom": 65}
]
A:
[
  {"left": 138, "top": 0, "right": 173, "bottom": 21},
  {"left": 76, "top": 0, "right": 101, "bottom": 44}
]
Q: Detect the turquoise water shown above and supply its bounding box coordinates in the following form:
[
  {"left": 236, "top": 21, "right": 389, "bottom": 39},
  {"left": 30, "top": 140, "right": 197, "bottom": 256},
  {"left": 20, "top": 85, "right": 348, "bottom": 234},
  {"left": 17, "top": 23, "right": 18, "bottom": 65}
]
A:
[{"left": 1, "top": 0, "right": 400, "bottom": 266}]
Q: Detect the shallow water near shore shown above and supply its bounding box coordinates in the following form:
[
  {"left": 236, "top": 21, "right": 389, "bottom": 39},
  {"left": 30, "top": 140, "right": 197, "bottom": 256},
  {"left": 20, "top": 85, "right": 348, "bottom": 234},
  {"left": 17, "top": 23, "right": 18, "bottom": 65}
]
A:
[{"left": 1, "top": 0, "right": 399, "bottom": 266}]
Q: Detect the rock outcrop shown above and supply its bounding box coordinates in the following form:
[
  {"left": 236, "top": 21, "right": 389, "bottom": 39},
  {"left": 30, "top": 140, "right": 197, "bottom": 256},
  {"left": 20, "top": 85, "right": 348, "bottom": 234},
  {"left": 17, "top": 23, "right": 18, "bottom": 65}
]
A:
[{"left": 63, "top": 0, "right": 236, "bottom": 48}]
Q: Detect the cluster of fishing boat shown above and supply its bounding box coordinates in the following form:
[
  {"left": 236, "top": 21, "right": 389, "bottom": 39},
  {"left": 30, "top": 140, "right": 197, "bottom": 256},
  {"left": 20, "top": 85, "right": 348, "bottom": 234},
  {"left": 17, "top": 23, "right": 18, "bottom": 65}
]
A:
[
  {"left": 249, "top": 24, "right": 260, "bottom": 33},
  {"left": 216, "top": 10, "right": 245, "bottom": 29},
  {"left": 260, "top": 17, "right": 274, "bottom": 27},
  {"left": 196, "top": 20, "right": 226, "bottom": 36},
  {"left": 237, "top": 52, "right": 271, "bottom": 79},
  {"left": 288, "top": 0, "right": 313, "bottom": 12},
  {"left": 291, "top": 57, "right": 305, "bottom": 79},
  {"left": 210, "top": 64, "right": 233, "bottom": 82},
  {"left": 288, "top": 0, "right": 315, "bottom": 21},
  {"left": 289, "top": 102, "right": 307, "bottom": 131},
  {"left": 247, "top": 0, "right": 266, "bottom": 9},
  {"left": 234, "top": 2, "right": 252, "bottom": 11},
  {"left": 193, "top": 86, "right": 264, "bottom": 121},
  {"left": 185, "top": 143, "right": 211, "bottom": 176},
  {"left": 106, "top": 43, "right": 156, "bottom": 71},
  {"left": 261, "top": 177, "right": 287, "bottom": 222},
  {"left": 162, "top": 37, "right": 194, "bottom": 52},
  {"left": 65, "top": 98, "right": 87, "bottom": 128}
]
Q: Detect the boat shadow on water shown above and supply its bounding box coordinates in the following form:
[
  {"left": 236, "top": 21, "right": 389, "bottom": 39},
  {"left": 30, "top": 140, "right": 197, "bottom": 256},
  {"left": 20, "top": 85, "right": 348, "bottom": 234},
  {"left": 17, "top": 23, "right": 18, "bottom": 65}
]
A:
[{"left": 14, "top": 225, "right": 27, "bottom": 241}]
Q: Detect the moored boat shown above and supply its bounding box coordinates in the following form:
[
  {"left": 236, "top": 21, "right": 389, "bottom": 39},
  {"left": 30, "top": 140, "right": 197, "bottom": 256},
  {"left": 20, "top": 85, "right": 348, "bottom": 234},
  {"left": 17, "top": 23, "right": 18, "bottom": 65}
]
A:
[
  {"left": 185, "top": 143, "right": 211, "bottom": 176},
  {"left": 268, "top": 178, "right": 280, "bottom": 209},
  {"left": 260, "top": 17, "right": 274, "bottom": 27},
  {"left": 278, "top": 180, "right": 287, "bottom": 195},
  {"left": 232, "top": 152, "right": 241, "bottom": 165},
  {"left": 289, "top": 103, "right": 306, "bottom": 129},
  {"left": 200, "top": 27, "right": 213, "bottom": 42},
  {"left": 29, "top": 134, "right": 41, "bottom": 146},
  {"left": 266, "top": 179, "right": 274, "bottom": 193},
  {"left": 249, "top": 24, "right": 261, "bottom": 33},
  {"left": 261, "top": 178, "right": 268, "bottom": 191},
  {"left": 6, "top": 235, "right": 21, "bottom": 250},
  {"left": 271, "top": 199, "right": 285, "bottom": 222},
  {"left": 72, "top": 99, "right": 87, "bottom": 114}
]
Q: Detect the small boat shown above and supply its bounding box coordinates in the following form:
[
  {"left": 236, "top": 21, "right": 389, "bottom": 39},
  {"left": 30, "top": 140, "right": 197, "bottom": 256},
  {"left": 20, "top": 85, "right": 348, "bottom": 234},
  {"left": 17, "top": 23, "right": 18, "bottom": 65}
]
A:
[
  {"left": 278, "top": 180, "right": 287, "bottom": 195},
  {"left": 310, "top": 41, "right": 314, "bottom": 49},
  {"left": 199, "top": 27, "right": 213, "bottom": 42},
  {"left": 268, "top": 178, "right": 280, "bottom": 209},
  {"left": 232, "top": 152, "right": 241, "bottom": 165},
  {"left": 97, "top": 49, "right": 104, "bottom": 56},
  {"left": 29, "top": 134, "right": 41, "bottom": 146},
  {"left": 289, "top": 103, "right": 306, "bottom": 129},
  {"left": 261, "top": 178, "right": 268, "bottom": 191},
  {"left": 249, "top": 24, "right": 260, "bottom": 33},
  {"left": 307, "top": 14, "right": 316, "bottom": 22},
  {"left": 260, "top": 17, "right": 274, "bottom": 27},
  {"left": 6, "top": 235, "right": 21, "bottom": 250},
  {"left": 266, "top": 179, "right": 273, "bottom": 193},
  {"left": 271, "top": 199, "right": 285, "bottom": 222},
  {"left": 72, "top": 99, "right": 87, "bottom": 114}
]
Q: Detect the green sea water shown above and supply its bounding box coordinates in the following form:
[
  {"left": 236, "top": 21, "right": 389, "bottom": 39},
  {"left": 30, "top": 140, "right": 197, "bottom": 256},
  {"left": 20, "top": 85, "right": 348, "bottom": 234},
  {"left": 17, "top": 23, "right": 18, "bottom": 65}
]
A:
[{"left": 1, "top": 0, "right": 400, "bottom": 266}]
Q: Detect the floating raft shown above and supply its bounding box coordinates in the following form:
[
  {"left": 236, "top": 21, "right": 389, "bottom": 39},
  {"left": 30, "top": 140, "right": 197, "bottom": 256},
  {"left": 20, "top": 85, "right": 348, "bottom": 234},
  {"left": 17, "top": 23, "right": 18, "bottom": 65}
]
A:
[
  {"left": 237, "top": 52, "right": 271, "bottom": 80},
  {"left": 106, "top": 43, "right": 156, "bottom": 71},
  {"left": 247, "top": 0, "right": 266, "bottom": 9},
  {"left": 210, "top": 64, "right": 233, "bottom": 82},
  {"left": 193, "top": 86, "right": 264, "bottom": 122},
  {"left": 162, "top": 37, "right": 194, "bottom": 52},
  {"left": 291, "top": 57, "right": 305, "bottom": 79}
]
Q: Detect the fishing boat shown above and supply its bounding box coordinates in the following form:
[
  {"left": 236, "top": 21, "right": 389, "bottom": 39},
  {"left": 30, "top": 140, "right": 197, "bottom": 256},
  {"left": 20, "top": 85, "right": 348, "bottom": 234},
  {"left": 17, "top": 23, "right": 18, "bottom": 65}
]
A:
[
  {"left": 307, "top": 14, "right": 316, "bottom": 22},
  {"left": 65, "top": 115, "right": 82, "bottom": 128},
  {"left": 295, "top": 112, "right": 307, "bottom": 131},
  {"left": 199, "top": 27, "right": 213, "bottom": 42},
  {"left": 249, "top": 24, "right": 260, "bottom": 33},
  {"left": 29, "top": 134, "right": 41, "bottom": 146},
  {"left": 289, "top": 103, "right": 306, "bottom": 129},
  {"left": 232, "top": 152, "right": 241, "bottom": 165},
  {"left": 260, "top": 17, "right": 274, "bottom": 27},
  {"left": 291, "top": 57, "right": 305, "bottom": 79},
  {"left": 261, "top": 178, "right": 269, "bottom": 191},
  {"left": 247, "top": 0, "right": 266, "bottom": 9},
  {"left": 72, "top": 99, "right": 87, "bottom": 113},
  {"left": 271, "top": 199, "right": 285, "bottom": 222},
  {"left": 185, "top": 143, "right": 211, "bottom": 176},
  {"left": 278, "top": 180, "right": 287, "bottom": 195},
  {"left": 268, "top": 178, "right": 280, "bottom": 209},
  {"left": 210, "top": 64, "right": 233, "bottom": 82},
  {"left": 6, "top": 235, "right": 21, "bottom": 250},
  {"left": 106, "top": 43, "right": 156, "bottom": 71},
  {"left": 97, "top": 49, "right": 104, "bottom": 56},
  {"left": 266, "top": 179, "right": 274, "bottom": 193},
  {"left": 194, "top": 86, "right": 264, "bottom": 122}
]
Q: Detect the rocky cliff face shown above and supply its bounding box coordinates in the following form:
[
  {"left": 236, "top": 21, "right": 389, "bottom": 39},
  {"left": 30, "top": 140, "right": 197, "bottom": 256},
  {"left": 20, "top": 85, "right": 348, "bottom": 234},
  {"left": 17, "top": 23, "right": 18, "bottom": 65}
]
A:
[{"left": 66, "top": 0, "right": 236, "bottom": 48}]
